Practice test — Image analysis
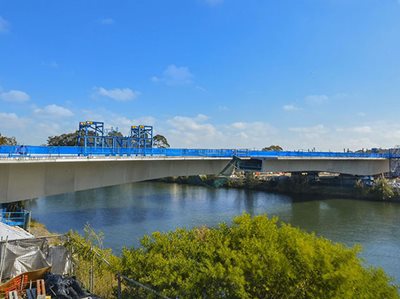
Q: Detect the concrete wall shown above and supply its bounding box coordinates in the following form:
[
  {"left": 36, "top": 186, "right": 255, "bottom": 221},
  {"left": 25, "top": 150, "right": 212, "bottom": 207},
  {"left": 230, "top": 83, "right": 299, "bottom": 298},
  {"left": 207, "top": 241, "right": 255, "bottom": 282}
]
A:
[
  {"left": 261, "top": 158, "right": 390, "bottom": 176},
  {"left": 0, "top": 157, "right": 230, "bottom": 203}
]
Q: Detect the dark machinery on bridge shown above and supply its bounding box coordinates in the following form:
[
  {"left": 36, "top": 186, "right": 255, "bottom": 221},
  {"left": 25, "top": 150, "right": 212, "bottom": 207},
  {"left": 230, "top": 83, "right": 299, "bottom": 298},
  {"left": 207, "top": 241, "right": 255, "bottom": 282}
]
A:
[{"left": 77, "top": 121, "right": 153, "bottom": 154}]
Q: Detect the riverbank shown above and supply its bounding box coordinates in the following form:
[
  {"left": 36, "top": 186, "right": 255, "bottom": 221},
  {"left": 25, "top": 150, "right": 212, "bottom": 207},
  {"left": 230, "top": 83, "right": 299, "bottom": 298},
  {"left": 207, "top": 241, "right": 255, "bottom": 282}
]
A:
[{"left": 158, "top": 173, "right": 400, "bottom": 202}]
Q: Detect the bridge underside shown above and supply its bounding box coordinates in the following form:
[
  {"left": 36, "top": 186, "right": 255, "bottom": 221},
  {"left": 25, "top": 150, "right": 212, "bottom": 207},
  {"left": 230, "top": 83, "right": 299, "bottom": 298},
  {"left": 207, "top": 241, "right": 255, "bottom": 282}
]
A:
[
  {"left": 260, "top": 158, "right": 390, "bottom": 176},
  {"left": 0, "top": 156, "right": 392, "bottom": 203},
  {"left": 0, "top": 158, "right": 230, "bottom": 204}
]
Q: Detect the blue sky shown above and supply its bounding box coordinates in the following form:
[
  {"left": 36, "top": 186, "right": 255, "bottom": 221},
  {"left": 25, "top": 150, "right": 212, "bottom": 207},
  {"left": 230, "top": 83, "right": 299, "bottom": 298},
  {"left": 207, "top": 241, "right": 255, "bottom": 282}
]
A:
[{"left": 1, "top": 0, "right": 400, "bottom": 150}]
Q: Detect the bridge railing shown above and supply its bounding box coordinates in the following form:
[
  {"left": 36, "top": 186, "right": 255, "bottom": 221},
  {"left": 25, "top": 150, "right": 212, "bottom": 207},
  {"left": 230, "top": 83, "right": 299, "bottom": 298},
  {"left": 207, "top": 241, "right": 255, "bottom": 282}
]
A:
[
  {"left": 246, "top": 150, "right": 389, "bottom": 159},
  {"left": 0, "top": 145, "right": 395, "bottom": 159}
]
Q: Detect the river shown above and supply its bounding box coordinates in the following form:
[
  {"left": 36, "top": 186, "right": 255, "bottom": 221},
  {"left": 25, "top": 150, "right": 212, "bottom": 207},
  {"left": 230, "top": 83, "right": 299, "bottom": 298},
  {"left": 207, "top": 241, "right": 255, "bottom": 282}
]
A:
[{"left": 25, "top": 181, "right": 400, "bottom": 283}]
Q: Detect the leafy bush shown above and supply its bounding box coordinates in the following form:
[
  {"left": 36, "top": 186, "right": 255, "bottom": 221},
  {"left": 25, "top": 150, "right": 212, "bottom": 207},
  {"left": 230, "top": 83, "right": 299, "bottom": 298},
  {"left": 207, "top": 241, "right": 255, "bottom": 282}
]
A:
[
  {"left": 371, "top": 176, "right": 397, "bottom": 200},
  {"left": 65, "top": 225, "right": 120, "bottom": 298},
  {"left": 120, "top": 214, "right": 399, "bottom": 299}
]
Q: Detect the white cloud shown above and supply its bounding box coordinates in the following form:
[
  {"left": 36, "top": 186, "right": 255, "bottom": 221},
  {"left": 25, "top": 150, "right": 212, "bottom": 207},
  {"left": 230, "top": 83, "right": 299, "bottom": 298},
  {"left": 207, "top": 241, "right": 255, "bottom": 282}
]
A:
[
  {"left": 165, "top": 115, "right": 278, "bottom": 149},
  {"left": 285, "top": 122, "right": 400, "bottom": 151},
  {"left": 0, "top": 112, "right": 28, "bottom": 129},
  {"left": 152, "top": 65, "right": 193, "bottom": 86},
  {"left": 0, "top": 90, "right": 30, "bottom": 103},
  {"left": 225, "top": 121, "right": 277, "bottom": 143},
  {"left": 230, "top": 122, "right": 247, "bottom": 130},
  {"left": 204, "top": 0, "right": 224, "bottom": 6},
  {"left": 109, "top": 115, "right": 156, "bottom": 133},
  {"left": 100, "top": 18, "right": 114, "bottom": 25},
  {"left": 94, "top": 87, "right": 139, "bottom": 101},
  {"left": 289, "top": 124, "right": 328, "bottom": 139},
  {"left": 0, "top": 110, "right": 77, "bottom": 144},
  {"left": 305, "top": 94, "right": 329, "bottom": 105},
  {"left": 195, "top": 114, "right": 209, "bottom": 121},
  {"left": 132, "top": 116, "right": 156, "bottom": 126},
  {"left": 352, "top": 126, "right": 372, "bottom": 134},
  {"left": 34, "top": 104, "right": 74, "bottom": 118},
  {"left": 283, "top": 104, "right": 300, "bottom": 111},
  {"left": 168, "top": 114, "right": 214, "bottom": 132},
  {"left": 166, "top": 114, "right": 221, "bottom": 147},
  {"left": 331, "top": 121, "right": 400, "bottom": 150},
  {"left": 0, "top": 17, "right": 9, "bottom": 33},
  {"left": 337, "top": 126, "right": 372, "bottom": 134},
  {"left": 0, "top": 112, "right": 32, "bottom": 143}
]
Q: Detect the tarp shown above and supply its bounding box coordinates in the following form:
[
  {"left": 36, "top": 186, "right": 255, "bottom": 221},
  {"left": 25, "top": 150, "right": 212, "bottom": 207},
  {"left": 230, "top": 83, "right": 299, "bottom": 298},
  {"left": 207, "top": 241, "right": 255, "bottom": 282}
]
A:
[
  {"left": 0, "top": 222, "right": 34, "bottom": 241},
  {"left": 0, "top": 238, "right": 71, "bottom": 282}
]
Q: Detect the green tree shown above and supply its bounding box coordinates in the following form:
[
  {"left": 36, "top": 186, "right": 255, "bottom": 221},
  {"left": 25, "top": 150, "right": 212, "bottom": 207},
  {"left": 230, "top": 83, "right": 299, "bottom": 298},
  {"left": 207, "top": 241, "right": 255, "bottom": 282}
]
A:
[
  {"left": 47, "top": 131, "right": 79, "bottom": 146},
  {"left": 48, "top": 128, "right": 124, "bottom": 146},
  {"left": 262, "top": 145, "right": 283, "bottom": 151},
  {"left": 371, "top": 176, "right": 396, "bottom": 200},
  {"left": 119, "top": 214, "right": 399, "bottom": 299},
  {"left": 153, "top": 134, "right": 170, "bottom": 148},
  {"left": 65, "top": 225, "right": 119, "bottom": 298},
  {"left": 107, "top": 128, "right": 123, "bottom": 137},
  {"left": 0, "top": 133, "right": 17, "bottom": 145}
]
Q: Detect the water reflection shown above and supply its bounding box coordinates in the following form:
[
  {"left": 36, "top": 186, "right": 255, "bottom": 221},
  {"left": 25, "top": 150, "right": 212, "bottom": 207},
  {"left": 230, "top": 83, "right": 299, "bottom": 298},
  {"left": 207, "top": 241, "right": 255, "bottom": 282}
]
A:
[{"left": 25, "top": 181, "right": 400, "bottom": 282}]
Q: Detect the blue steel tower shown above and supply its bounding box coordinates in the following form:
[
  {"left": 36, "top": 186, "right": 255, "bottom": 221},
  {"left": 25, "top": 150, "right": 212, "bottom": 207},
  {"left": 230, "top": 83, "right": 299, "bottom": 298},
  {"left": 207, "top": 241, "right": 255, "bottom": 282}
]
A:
[
  {"left": 130, "top": 125, "right": 153, "bottom": 149},
  {"left": 77, "top": 121, "right": 105, "bottom": 148}
]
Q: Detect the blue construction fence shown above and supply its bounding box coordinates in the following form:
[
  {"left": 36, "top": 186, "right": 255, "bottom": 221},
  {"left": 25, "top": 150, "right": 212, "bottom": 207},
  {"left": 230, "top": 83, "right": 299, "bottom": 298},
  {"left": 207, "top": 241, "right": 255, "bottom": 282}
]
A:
[
  {"left": 0, "top": 209, "right": 31, "bottom": 229},
  {"left": 0, "top": 145, "right": 397, "bottom": 159}
]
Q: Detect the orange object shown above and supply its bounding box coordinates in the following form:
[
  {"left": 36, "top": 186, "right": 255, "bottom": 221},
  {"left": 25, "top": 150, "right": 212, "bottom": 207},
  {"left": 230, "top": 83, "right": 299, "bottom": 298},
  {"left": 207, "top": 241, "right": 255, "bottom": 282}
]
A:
[
  {"left": 37, "top": 279, "right": 46, "bottom": 297},
  {"left": 0, "top": 267, "right": 50, "bottom": 296}
]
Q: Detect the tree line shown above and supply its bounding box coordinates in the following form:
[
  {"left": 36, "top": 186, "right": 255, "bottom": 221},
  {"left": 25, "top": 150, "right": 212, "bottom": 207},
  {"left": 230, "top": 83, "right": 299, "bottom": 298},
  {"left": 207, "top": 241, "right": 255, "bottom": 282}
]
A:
[{"left": 0, "top": 130, "right": 170, "bottom": 148}]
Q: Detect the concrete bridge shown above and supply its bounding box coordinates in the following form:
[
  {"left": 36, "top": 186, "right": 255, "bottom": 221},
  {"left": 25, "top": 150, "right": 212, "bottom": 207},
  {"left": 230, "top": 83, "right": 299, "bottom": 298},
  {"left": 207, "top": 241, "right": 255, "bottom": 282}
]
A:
[{"left": 0, "top": 145, "right": 395, "bottom": 203}]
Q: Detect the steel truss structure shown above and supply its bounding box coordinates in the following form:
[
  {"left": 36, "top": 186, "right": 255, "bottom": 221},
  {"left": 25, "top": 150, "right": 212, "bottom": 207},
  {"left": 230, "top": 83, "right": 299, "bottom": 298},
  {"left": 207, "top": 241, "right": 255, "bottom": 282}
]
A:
[
  {"left": 389, "top": 148, "right": 400, "bottom": 177},
  {"left": 130, "top": 125, "right": 153, "bottom": 149},
  {"left": 77, "top": 121, "right": 105, "bottom": 147},
  {"left": 77, "top": 121, "right": 153, "bottom": 155}
]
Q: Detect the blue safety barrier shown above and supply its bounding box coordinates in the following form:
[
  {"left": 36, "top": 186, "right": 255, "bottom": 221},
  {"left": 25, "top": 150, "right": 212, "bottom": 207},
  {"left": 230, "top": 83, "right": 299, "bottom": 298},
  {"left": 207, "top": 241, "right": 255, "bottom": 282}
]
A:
[
  {"left": 0, "top": 145, "right": 397, "bottom": 159},
  {"left": 0, "top": 209, "right": 30, "bottom": 229}
]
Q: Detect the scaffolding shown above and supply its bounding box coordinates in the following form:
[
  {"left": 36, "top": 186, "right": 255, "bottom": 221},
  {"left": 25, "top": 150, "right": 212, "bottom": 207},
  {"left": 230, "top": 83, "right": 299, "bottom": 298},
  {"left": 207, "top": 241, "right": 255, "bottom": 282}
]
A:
[
  {"left": 77, "top": 121, "right": 153, "bottom": 155},
  {"left": 130, "top": 125, "right": 153, "bottom": 149},
  {"left": 77, "top": 121, "right": 105, "bottom": 148},
  {"left": 389, "top": 148, "right": 400, "bottom": 177}
]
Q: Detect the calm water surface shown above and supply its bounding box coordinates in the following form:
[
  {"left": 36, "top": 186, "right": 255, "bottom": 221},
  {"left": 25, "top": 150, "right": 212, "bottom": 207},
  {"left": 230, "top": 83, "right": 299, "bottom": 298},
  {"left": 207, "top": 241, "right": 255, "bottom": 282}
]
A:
[{"left": 26, "top": 182, "right": 400, "bottom": 282}]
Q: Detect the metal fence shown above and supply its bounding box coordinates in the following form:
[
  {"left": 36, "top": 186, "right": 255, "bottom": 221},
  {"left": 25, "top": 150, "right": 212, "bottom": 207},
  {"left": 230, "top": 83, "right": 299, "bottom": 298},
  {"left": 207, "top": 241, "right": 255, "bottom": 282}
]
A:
[{"left": 0, "top": 145, "right": 395, "bottom": 159}]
